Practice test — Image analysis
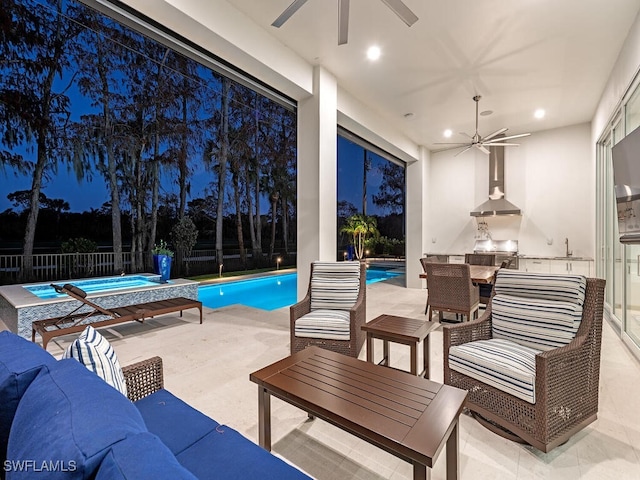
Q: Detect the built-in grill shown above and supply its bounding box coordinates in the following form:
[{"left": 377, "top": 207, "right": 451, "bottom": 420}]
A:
[{"left": 473, "top": 239, "right": 519, "bottom": 269}]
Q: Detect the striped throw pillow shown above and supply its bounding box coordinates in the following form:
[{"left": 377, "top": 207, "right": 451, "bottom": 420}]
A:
[
  {"left": 63, "top": 325, "right": 128, "bottom": 396},
  {"left": 310, "top": 261, "right": 361, "bottom": 311},
  {"left": 491, "top": 294, "right": 583, "bottom": 351},
  {"left": 494, "top": 270, "right": 587, "bottom": 305}
]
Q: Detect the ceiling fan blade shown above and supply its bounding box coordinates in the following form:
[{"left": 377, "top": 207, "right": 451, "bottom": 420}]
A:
[
  {"left": 338, "top": 0, "right": 350, "bottom": 45},
  {"left": 272, "top": 0, "right": 310, "bottom": 27},
  {"left": 477, "top": 144, "right": 491, "bottom": 155},
  {"left": 380, "top": 0, "right": 419, "bottom": 26},
  {"left": 498, "top": 132, "right": 531, "bottom": 142},
  {"left": 433, "top": 142, "right": 471, "bottom": 145},
  {"left": 459, "top": 132, "right": 473, "bottom": 139},
  {"left": 454, "top": 146, "right": 473, "bottom": 157},
  {"left": 483, "top": 142, "right": 521, "bottom": 147},
  {"left": 483, "top": 127, "right": 508, "bottom": 142}
]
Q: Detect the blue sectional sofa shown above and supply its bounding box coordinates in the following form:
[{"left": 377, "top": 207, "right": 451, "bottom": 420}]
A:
[{"left": 0, "top": 331, "right": 310, "bottom": 479}]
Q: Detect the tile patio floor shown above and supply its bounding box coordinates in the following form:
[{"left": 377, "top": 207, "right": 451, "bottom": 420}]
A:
[{"left": 6, "top": 276, "right": 640, "bottom": 479}]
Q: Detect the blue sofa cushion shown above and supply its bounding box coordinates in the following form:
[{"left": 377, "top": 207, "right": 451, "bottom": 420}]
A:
[
  {"left": 175, "top": 425, "right": 311, "bottom": 480},
  {"left": 96, "top": 433, "right": 197, "bottom": 480},
  {"left": 135, "top": 389, "right": 219, "bottom": 455},
  {"left": 0, "top": 331, "right": 56, "bottom": 472},
  {"left": 7, "top": 359, "right": 146, "bottom": 479}
]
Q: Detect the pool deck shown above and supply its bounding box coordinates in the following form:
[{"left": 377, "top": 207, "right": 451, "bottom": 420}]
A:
[{"left": 0, "top": 274, "right": 199, "bottom": 340}]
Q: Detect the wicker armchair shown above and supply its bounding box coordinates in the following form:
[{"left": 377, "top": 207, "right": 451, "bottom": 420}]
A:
[
  {"left": 464, "top": 253, "right": 495, "bottom": 266},
  {"left": 122, "top": 356, "right": 164, "bottom": 401},
  {"left": 424, "top": 263, "right": 479, "bottom": 321},
  {"left": 443, "top": 271, "right": 606, "bottom": 452},
  {"left": 290, "top": 261, "right": 366, "bottom": 358}
]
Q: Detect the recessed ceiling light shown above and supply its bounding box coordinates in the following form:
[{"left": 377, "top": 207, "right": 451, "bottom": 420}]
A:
[
  {"left": 367, "top": 45, "right": 381, "bottom": 61},
  {"left": 480, "top": 110, "right": 493, "bottom": 116},
  {"left": 403, "top": 112, "right": 414, "bottom": 119},
  {"left": 534, "top": 109, "right": 546, "bottom": 119},
  {"left": 443, "top": 129, "right": 452, "bottom": 138}
]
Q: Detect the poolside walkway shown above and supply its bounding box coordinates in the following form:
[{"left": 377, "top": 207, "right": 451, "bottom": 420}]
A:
[{"left": 7, "top": 277, "right": 640, "bottom": 479}]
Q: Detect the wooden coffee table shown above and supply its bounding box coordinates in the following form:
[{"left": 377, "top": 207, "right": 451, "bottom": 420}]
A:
[
  {"left": 250, "top": 346, "right": 467, "bottom": 480},
  {"left": 362, "top": 314, "right": 439, "bottom": 378}
]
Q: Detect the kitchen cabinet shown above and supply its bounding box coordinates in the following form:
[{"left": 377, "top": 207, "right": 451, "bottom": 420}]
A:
[
  {"left": 523, "top": 259, "right": 550, "bottom": 273},
  {"left": 549, "top": 259, "right": 592, "bottom": 276}
]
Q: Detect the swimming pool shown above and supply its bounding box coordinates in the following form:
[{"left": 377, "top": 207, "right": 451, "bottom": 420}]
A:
[
  {"left": 198, "top": 266, "right": 403, "bottom": 311},
  {"left": 24, "top": 275, "right": 165, "bottom": 299}
]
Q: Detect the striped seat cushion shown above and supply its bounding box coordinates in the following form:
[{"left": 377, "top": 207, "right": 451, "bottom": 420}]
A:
[
  {"left": 310, "top": 261, "right": 361, "bottom": 311},
  {"left": 295, "top": 309, "right": 351, "bottom": 341},
  {"left": 494, "top": 270, "right": 587, "bottom": 305},
  {"left": 449, "top": 339, "right": 540, "bottom": 404}
]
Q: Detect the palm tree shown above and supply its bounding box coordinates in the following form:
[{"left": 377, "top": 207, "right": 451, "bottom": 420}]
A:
[{"left": 340, "top": 214, "right": 379, "bottom": 260}]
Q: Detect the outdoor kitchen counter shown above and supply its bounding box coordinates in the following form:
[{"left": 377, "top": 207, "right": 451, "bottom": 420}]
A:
[{"left": 518, "top": 255, "right": 593, "bottom": 261}]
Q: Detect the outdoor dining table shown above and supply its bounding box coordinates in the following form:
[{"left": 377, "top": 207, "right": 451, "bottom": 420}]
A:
[{"left": 419, "top": 264, "right": 500, "bottom": 284}]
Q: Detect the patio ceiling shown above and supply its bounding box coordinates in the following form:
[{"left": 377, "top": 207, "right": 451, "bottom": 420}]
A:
[{"left": 225, "top": 0, "right": 640, "bottom": 150}]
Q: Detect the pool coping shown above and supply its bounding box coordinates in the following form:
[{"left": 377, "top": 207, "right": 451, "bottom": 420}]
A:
[{"left": 196, "top": 268, "right": 297, "bottom": 286}]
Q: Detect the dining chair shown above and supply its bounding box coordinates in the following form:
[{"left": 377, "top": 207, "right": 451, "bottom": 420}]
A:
[
  {"left": 465, "top": 253, "right": 496, "bottom": 266},
  {"left": 420, "top": 256, "right": 446, "bottom": 314},
  {"left": 424, "top": 263, "right": 479, "bottom": 322},
  {"left": 466, "top": 253, "right": 497, "bottom": 306}
]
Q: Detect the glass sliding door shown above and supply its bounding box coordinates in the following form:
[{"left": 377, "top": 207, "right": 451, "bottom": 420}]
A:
[
  {"left": 626, "top": 245, "right": 640, "bottom": 346},
  {"left": 624, "top": 84, "right": 640, "bottom": 347},
  {"left": 612, "top": 119, "right": 625, "bottom": 320}
]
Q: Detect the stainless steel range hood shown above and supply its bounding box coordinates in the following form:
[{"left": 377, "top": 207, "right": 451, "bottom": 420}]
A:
[{"left": 470, "top": 145, "right": 521, "bottom": 217}]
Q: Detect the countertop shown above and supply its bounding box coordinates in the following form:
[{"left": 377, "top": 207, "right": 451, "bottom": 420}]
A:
[
  {"left": 425, "top": 253, "right": 594, "bottom": 261},
  {"left": 518, "top": 255, "right": 594, "bottom": 261}
]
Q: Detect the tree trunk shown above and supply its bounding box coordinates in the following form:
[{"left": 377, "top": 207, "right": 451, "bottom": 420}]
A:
[
  {"left": 269, "top": 192, "right": 279, "bottom": 263},
  {"left": 246, "top": 162, "right": 257, "bottom": 268},
  {"left": 282, "top": 196, "right": 289, "bottom": 254},
  {"left": 233, "top": 172, "right": 246, "bottom": 268},
  {"left": 21, "top": 55, "right": 58, "bottom": 281},
  {"left": 178, "top": 84, "right": 188, "bottom": 219},
  {"left": 215, "top": 79, "right": 230, "bottom": 266},
  {"left": 21, "top": 141, "right": 46, "bottom": 282}
]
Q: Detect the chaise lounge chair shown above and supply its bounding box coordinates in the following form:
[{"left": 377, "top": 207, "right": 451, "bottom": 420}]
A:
[{"left": 32, "top": 283, "right": 202, "bottom": 350}]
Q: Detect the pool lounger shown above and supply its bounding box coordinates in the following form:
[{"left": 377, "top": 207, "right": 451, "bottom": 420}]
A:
[{"left": 32, "top": 283, "right": 203, "bottom": 350}]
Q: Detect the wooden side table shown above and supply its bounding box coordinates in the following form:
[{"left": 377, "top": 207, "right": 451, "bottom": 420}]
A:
[{"left": 361, "top": 314, "right": 439, "bottom": 378}]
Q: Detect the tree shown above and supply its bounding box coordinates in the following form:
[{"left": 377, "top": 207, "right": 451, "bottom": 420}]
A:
[
  {"left": 340, "top": 214, "right": 379, "bottom": 260},
  {"left": 0, "top": 0, "right": 85, "bottom": 280},
  {"left": 373, "top": 162, "right": 405, "bottom": 214},
  {"left": 170, "top": 216, "right": 198, "bottom": 275}
]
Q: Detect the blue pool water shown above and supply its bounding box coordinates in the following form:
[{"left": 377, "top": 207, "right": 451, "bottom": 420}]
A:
[
  {"left": 24, "top": 275, "right": 163, "bottom": 299},
  {"left": 198, "top": 266, "right": 403, "bottom": 311}
]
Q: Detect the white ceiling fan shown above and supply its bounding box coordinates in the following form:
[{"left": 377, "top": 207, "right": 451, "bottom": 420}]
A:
[
  {"left": 435, "top": 95, "right": 531, "bottom": 156},
  {"left": 272, "top": 0, "right": 418, "bottom": 45}
]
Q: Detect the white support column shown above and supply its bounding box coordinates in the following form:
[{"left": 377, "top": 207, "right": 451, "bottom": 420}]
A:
[
  {"left": 296, "top": 66, "right": 338, "bottom": 298},
  {"left": 405, "top": 146, "right": 430, "bottom": 289}
]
